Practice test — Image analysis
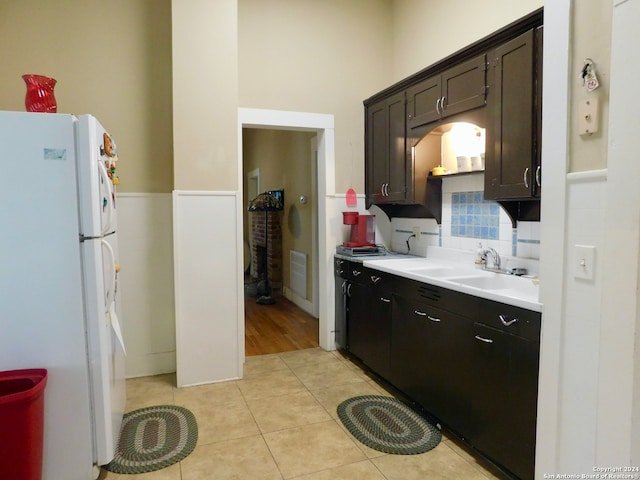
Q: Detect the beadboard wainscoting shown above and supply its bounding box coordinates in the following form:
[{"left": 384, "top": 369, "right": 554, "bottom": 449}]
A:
[
  {"left": 173, "top": 190, "right": 243, "bottom": 387},
  {"left": 555, "top": 170, "right": 607, "bottom": 471},
  {"left": 117, "top": 193, "right": 176, "bottom": 378}
]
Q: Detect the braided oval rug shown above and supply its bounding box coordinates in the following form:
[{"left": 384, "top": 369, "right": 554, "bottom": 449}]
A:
[
  {"left": 337, "top": 395, "right": 441, "bottom": 455},
  {"left": 104, "top": 405, "right": 198, "bottom": 474}
]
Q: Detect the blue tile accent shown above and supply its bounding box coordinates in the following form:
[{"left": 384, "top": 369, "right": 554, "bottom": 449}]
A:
[{"left": 451, "top": 191, "right": 499, "bottom": 240}]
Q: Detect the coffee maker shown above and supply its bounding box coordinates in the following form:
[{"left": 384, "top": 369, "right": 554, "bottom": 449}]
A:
[{"left": 342, "top": 212, "right": 375, "bottom": 247}]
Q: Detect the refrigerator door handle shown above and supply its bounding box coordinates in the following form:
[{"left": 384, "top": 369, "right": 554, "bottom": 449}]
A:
[
  {"left": 101, "top": 239, "right": 116, "bottom": 312},
  {"left": 98, "top": 161, "right": 114, "bottom": 236}
]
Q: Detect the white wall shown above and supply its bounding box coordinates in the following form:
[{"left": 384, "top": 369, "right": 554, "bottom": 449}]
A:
[
  {"left": 557, "top": 171, "right": 608, "bottom": 471},
  {"left": 117, "top": 194, "right": 176, "bottom": 378},
  {"left": 599, "top": 0, "right": 640, "bottom": 466},
  {"left": 173, "top": 191, "right": 242, "bottom": 387},
  {"left": 538, "top": 0, "right": 640, "bottom": 474}
]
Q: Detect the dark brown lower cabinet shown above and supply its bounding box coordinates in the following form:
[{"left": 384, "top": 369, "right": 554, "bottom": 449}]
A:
[
  {"left": 334, "top": 274, "right": 348, "bottom": 351},
  {"left": 390, "top": 295, "right": 475, "bottom": 437},
  {"left": 347, "top": 267, "right": 392, "bottom": 381},
  {"left": 470, "top": 323, "right": 539, "bottom": 480},
  {"left": 337, "top": 260, "right": 540, "bottom": 480}
]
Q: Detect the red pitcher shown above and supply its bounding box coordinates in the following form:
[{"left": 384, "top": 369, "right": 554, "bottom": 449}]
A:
[{"left": 22, "top": 74, "right": 57, "bottom": 113}]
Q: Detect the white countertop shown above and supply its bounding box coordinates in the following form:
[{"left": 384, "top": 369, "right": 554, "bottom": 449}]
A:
[{"left": 361, "top": 249, "right": 541, "bottom": 312}]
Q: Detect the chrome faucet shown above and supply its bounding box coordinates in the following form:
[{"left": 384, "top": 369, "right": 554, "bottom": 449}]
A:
[{"left": 483, "top": 247, "right": 501, "bottom": 270}]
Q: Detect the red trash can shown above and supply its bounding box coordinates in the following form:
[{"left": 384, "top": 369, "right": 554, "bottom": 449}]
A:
[{"left": 0, "top": 369, "right": 48, "bottom": 480}]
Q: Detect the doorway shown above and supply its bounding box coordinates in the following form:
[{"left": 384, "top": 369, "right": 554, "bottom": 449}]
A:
[
  {"left": 237, "top": 108, "right": 335, "bottom": 362},
  {"left": 242, "top": 129, "right": 319, "bottom": 355}
]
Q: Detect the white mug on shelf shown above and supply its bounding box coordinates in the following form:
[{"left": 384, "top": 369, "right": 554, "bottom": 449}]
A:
[{"left": 456, "top": 155, "right": 472, "bottom": 173}]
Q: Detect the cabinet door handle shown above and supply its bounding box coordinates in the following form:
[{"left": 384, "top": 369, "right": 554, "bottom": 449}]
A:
[
  {"left": 524, "top": 167, "right": 530, "bottom": 189},
  {"left": 499, "top": 314, "right": 518, "bottom": 326},
  {"left": 427, "top": 315, "right": 441, "bottom": 322},
  {"left": 385, "top": 183, "right": 389, "bottom": 196},
  {"left": 441, "top": 95, "right": 446, "bottom": 111},
  {"left": 341, "top": 280, "right": 347, "bottom": 294},
  {"left": 352, "top": 270, "right": 362, "bottom": 277},
  {"left": 347, "top": 283, "right": 352, "bottom": 297},
  {"left": 436, "top": 97, "right": 441, "bottom": 114},
  {"left": 380, "top": 184, "right": 385, "bottom": 196},
  {"left": 475, "top": 335, "right": 494, "bottom": 344},
  {"left": 380, "top": 297, "right": 391, "bottom": 303},
  {"left": 414, "top": 310, "right": 427, "bottom": 316},
  {"left": 535, "top": 165, "right": 542, "bottom": 187},
  {"left": 370, "top": 275, "right": 381, "bottom": 284}
]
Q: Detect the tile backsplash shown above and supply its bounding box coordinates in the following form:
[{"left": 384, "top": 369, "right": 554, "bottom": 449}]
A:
[
  {"left": 451, "top": 191, "right": 500, "bottom": 240},
  {"left": 384, "top": 173, "right": 540, "bottom": 259}
]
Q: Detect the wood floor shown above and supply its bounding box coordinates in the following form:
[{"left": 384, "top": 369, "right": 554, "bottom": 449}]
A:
[{"left": 244, "top": 292, "right": 319, "bottom": 356}]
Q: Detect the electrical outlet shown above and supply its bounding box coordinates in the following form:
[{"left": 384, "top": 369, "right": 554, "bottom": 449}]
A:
[{"left": 412, "top": 226, "right": 421, "bottom": 240}]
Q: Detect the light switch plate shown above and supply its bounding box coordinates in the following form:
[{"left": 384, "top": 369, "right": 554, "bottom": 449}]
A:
[
  {"left": 574, "top": 244, "right": 596, "bottom": 280},
  {"left": 578, "top": 98, "right": 599, "bottom": 136}
]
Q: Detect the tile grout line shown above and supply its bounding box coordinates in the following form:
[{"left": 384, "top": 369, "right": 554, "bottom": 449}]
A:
[{"left": 274, "top": 350, "right": 386, "bottom": 479}]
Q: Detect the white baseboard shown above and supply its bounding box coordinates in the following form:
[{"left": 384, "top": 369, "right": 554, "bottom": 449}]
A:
[{"left": 283, "top": 286, "right": 315, "bottom": 317}]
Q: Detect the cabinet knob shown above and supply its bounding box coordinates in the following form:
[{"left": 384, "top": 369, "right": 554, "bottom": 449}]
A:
[
  {"left": 371, "top": 275, "right": 381, "bottom": 284},
  {"left": 352, "top": 270, "right": 362, "bottom": 277}
]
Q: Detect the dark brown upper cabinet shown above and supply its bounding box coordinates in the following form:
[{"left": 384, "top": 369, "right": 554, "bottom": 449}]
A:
[
  {"left": 365, "top": 91, "right": 407, "bottom": 205},
  {"left": 484, "top": 27, "right": 543, "bottom": 202},
  {"left": 406, "top": 54, "right": 488, "bottom": 132},
  {"left": 363, "top": 8, "right": 543, "bottom": 222},
  {"left": 365, "top": 90, "right": 442, "bottom": 221}
]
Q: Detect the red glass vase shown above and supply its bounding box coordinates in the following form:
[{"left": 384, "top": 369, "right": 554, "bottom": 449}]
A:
[{"left": 22, "top": 74, "right": 57, "bottom": 113}]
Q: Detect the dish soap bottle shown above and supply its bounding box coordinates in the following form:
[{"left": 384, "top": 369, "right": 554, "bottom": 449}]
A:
[{"left": 475, "top": 243, "right": 486, "bottom": 265}]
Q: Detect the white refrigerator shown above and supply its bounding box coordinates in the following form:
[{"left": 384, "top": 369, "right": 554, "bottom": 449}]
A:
[{"left": 0, "top": 111, "right": 127, "bottom": 480}]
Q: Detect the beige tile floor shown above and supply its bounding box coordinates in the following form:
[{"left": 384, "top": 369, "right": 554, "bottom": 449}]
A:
[{"left": 100, "top": 348, "right": 503, "bottom": 480}]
